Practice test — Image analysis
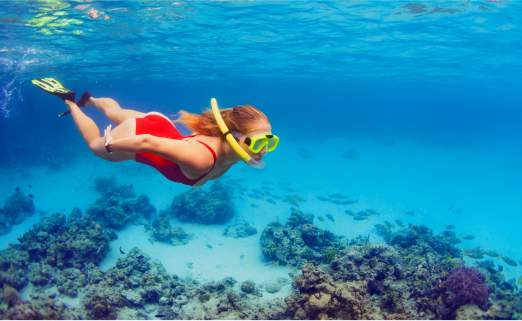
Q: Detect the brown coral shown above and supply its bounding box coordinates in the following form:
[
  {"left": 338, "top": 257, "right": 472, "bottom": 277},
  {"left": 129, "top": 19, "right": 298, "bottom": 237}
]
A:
[{"left": 285, "top": 264, "right": 369, "bottom": 319}]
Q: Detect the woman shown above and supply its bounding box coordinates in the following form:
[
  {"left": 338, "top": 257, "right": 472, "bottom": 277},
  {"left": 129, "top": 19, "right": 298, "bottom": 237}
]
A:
[{"left": 31, "top": 78, "right": 279, "bottom": 186}]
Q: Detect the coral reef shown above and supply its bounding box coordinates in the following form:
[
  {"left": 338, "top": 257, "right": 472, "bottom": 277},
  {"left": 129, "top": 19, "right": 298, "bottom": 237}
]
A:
[
  {"left": 0, "top": 247, "right": 30, "bottom": 290},
  {"left": 285, "top": 241, "right": 421, "bottom": 319},
  {"left": 56, "top": 267, "right": 88, "bottom": 297},
  {"left": 173, "top": 276, "right": 286, "bottom": 319},
  {"left": 82, "top": 247, "right": 186, "bottom": 319},
  {"left": 1, "top": 180, "right": 521, "bottom": 321},
  {"left": 166, "top": 181, "right": 235, "bottom": 224},
  {"left": 260, "top": 208, "right": 345, "bottom": 266},
  {"left": 285, "top": 264, "right": 370, "bottom": 319},
  {"left": 18, "top": 212, "right": 110, "bottom": 269},
  {"left": 0, "top": 190, "right": 35, "bottom": 235},
  {"left": 439, "top": 267, "right": 489, "bottom": 318},
  {"left": 261, "top": 278, "right": 288, "bottom": 294},
  {"left": 85, "top": 176, "right": 156, "bottom": 230},
  {"left": 284, "top": 228, "right": 419, "bottom": 318},
  {"left": 223, "top": 220, "right": 257, "bottom": 238},
  {"left": 80, "top": 247, "right": 285, "bottom": 319},
  {"left": 0, "top": 211, "right": 109, "bottom": 295},
  {"left": 383, "top": 224, "right": 462, "bottom": 258},
  {"left": 240, "top": 280, "right": 260, "bottom": 296},
  {"left": 474, "top": 259, "right": 522, "bottom": 319},
  {"left": 0, "top": 285, "right": 82, "bottom": 319},
  {"left": 286, "top": 224, "right": 522, "bottom": 319},
  {"left": 145, "top": 213, "right": 193, "bottom": 246}
]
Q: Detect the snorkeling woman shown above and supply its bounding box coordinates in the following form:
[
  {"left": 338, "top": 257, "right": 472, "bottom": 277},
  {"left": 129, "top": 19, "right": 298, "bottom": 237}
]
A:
[{"left": 31, "top": 78, "right": 279, "bottom": 186}]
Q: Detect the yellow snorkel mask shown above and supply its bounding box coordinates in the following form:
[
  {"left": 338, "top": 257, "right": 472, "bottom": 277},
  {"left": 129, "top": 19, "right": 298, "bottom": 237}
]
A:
[{"left": 210, "top": 98, "right": 279, "bottom": 168}]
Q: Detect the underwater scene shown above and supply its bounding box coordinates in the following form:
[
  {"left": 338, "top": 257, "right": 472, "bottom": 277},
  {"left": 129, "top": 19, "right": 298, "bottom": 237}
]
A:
[{"left": 1, "top": 0, "right": 522, "bottom": 320}]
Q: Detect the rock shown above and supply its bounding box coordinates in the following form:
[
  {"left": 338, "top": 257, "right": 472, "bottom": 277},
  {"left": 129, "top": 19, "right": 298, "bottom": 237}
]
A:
[
  {"left": 263, "top": 279, "right": 282, "bottom": 294},
  {"left": 167, "top": 181, "right": 235, "bottom": 224},
  {"left": 146, "top": 214, "right": 193, "bottom": 246},
  {"left": 456, "top": 304, "right": 486, "bottom": 320},
  {"left": 260, "top": 208, "right": 343, "bottom": 266},
  {"left": 0, "top": 190, "right": 35, "bottom": 235},
  {"left": 240, "top": 280, "right": 257, "bottom": 294},
  {"left": 308, "top": 292, "right": 331, "bottom": 310},
  {"left": 86, "top": 177, "right": 155, "bottom": 229},
  {"left": 223, "top": 220, "right": 257, "bottom": 238},
  {"left": 122, "top": 289, "right": 142, "bottom": 306}
]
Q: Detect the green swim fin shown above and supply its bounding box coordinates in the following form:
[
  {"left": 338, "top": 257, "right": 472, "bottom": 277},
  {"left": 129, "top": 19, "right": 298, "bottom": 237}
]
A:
[{"left": 32, "top": 78, "right": 76, "bottom": 102}]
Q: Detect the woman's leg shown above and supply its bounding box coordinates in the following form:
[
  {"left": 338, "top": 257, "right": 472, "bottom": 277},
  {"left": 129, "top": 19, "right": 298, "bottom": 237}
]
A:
[
  {"left": 87, "top": 97, "right": 145, "bottom": 125},
  {"left": 65, "top": 100, "right": 134, "bottom": 161}
]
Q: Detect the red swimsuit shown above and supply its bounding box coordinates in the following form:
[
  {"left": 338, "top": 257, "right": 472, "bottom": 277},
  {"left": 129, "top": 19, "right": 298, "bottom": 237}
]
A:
[{"left": 135, "top": 113, "right": 217, "bottom": 186}]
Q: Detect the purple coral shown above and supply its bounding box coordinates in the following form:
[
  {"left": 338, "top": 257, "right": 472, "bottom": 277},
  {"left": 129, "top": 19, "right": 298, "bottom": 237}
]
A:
[{"left": 442, "top": 267, "right": 489, "bottom": 310}]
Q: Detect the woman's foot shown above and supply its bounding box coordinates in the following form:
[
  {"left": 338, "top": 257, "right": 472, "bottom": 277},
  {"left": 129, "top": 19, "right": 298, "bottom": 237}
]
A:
[{"left": 77, "top": 91, "right": 93, "bottom": 107}]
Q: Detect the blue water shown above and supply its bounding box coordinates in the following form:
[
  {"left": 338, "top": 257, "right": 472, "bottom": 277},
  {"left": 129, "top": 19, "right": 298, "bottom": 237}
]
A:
[{"left": 1, "top": 0, "right": 521, "bottom": 318}]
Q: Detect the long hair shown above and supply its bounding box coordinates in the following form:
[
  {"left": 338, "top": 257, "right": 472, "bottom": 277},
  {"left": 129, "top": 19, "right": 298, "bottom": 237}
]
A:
[{"left": 175, "top": 105, "right": 269, "bottom": 137}]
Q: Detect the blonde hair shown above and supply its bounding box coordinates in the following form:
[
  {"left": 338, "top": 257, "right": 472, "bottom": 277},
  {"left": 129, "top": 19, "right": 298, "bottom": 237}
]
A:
[{"left": 175, "top": 105, "right": 269, "bottom": 137}]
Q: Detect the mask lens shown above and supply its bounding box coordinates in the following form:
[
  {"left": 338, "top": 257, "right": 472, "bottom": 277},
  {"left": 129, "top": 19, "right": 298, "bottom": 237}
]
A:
[
  {"left": 266, "top": 135, "right": 279, "bottom": 152},
  {"left": 251, "top": 137, "right": 267, "bottom": 153}
]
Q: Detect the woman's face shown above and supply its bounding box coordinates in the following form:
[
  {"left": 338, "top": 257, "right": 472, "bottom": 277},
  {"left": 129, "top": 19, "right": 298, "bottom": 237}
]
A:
[{"left": 240, "top": 119, "right": 272, "bottom": 160}]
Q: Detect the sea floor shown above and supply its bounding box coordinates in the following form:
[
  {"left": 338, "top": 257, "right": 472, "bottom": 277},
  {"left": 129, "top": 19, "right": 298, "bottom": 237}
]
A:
[{"left": 1, "top": 136, "right": 521, "bottom": 298}]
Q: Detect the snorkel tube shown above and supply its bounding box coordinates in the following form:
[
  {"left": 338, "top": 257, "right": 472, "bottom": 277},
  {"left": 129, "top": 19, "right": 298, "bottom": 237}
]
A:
[{"left": 210, "top": 98, "right": 264, "bottom": 168}]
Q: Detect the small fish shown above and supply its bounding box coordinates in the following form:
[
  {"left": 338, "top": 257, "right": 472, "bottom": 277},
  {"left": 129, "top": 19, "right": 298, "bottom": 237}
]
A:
[
  {"left": 394, "top": 219, "right": 404, "bottom": 227},
  {"left": 328, "top": 193, "right": 346, "bottom": 199},
  {"left": 462, "top": 235, "right": 475, "bottom": 240},
  {"left": 28, "top": 184, "right": 32, "bottom": 188},
  {"left": 404, "top": 210, "right": 415, "bottom": 216},
  {"left": 449, "top": 205, "right": 453, "bottom": 210},
  {"left": 155, "top": 314, "right": 166, "bottom": 318},
  {"left": 250, "top": 203, "right": 258, "bottom": 208},
  {"left": 15, "top": 187, "right": 20, "bottom": 192},
  {"left": 266, "top": 198, "right": 276, "bottom": 204},
  {"left": 456, "top": 209, "right": 462, "bottom": 214},
  {"left": 344, "top": 210, "right": 355, "bottom": 216},
  {"left": 317, "top": 196, "right": 329, "bottom": 202},
  {"left": 501, "top": 256, "right": 518, "bottom": 267},
  {"left": 29, "top": 194, "right": 34, "bottom": 199},
  {"left": 353, "top": 216, "right": 367, "bottom": 221},
  {"left": 356, "top": 210, "right": 369, "bottom": 217},
  {"left": 317, "top": 216, "right": 325, "bottom": 222},
  {"left": 206, "top": 243, "right": 213, "bottom": 249},
  {"left": 463, "top": 248, "right": 484, "bottom": 259},
  {"left": 119, "top": 246, "right": 125, "bottom": 255},
  {"left": 445, "top": 225, "right": 455, "bottom": 230},
  {"left": 484, "top": 250, "right": 500, "bottom": 258},
  {"left": 365, "top": 209, "right": 379, "bottom": 216},
  {"left": 331, "top": 199, "right": 358, "bottom": 205},
  {"left": 240, "top": 254, "right": 245, "bottom": 259},
  {"left": 325, "top": 213, "right": 335, "bottom": 222}
]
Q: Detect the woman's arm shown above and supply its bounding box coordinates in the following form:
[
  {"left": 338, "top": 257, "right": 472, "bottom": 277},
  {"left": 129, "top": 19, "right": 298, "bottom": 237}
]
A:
[{"left": 110, "top": 134, "right": 214, "bottom": 175}]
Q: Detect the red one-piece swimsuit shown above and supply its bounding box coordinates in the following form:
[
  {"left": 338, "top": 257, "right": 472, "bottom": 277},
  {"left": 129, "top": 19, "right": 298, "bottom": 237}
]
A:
[{"left": 134, "top": 113, "right": 217, "bottom": 186}]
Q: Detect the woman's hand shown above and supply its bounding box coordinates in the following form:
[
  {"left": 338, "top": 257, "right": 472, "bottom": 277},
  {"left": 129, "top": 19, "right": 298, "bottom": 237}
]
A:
[{"left": 104, "top": 124, "right": 114, "bottom": 153}]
